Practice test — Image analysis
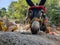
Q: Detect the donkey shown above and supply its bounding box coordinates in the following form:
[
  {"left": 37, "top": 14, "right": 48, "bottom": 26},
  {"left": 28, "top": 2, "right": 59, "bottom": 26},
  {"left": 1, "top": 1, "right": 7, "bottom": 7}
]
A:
[{"left": 26, "top": 0, "right": 50, "bottom": 34}]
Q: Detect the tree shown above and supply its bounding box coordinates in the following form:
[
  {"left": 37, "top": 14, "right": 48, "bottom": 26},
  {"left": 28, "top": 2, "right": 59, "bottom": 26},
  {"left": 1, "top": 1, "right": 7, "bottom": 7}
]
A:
[{"left": 0, "top": 8, "right": 6, "bottom": 17}]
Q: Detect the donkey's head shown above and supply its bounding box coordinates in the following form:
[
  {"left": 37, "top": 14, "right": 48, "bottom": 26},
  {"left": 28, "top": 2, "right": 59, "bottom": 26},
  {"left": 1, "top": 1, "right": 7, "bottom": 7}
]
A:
[
  {"left": 28, "top": 6, "right": 46, "bottom": 20},
  {"left": 26, "top": 0, "right": 46, "bottom": 20}
]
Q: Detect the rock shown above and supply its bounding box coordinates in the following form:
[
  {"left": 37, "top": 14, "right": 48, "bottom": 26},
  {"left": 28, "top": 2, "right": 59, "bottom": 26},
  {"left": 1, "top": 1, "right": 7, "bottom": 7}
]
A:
[{"left": 0, "top": 32, "right": 60, "bottom": 45}]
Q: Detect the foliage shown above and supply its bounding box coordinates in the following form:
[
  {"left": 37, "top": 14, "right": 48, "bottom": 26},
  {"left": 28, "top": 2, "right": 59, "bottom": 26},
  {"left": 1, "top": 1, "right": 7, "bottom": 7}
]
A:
[{"left": 45, "top": 0, "right": 60, "bottom": 25}]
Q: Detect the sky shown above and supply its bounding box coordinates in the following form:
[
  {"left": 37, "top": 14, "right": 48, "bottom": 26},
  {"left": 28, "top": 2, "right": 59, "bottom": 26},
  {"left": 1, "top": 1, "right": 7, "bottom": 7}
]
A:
[{"left": 0, "top": 0, "right": 17, "bottom": 10}]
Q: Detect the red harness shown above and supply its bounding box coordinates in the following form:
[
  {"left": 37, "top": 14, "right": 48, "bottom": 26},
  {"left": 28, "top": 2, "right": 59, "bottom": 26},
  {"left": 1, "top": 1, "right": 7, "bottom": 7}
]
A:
[{"left": 29, "top": 5, "right": 46, "bottom": 13}]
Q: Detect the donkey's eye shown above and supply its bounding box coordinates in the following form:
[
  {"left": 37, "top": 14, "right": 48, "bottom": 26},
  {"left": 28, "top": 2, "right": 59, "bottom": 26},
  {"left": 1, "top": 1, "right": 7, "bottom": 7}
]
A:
[
  {"left": 39, "top": 11, "right": 42, "bottom": 16},
  {"left": 28, "top": 10, "right": 33, "bottom": 16},
  {"left": 39, "top": 11, "right": 41, "bottom": 14}
]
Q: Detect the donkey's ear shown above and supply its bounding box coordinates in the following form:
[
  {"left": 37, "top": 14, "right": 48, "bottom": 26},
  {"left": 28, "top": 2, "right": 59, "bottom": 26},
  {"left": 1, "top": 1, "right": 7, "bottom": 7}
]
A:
[
  {"left": 26, "top": 0, "right": 34, "bottom": 6},
  {"left": 39, "top": 0, "right": 46, "bottom": 5}
]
